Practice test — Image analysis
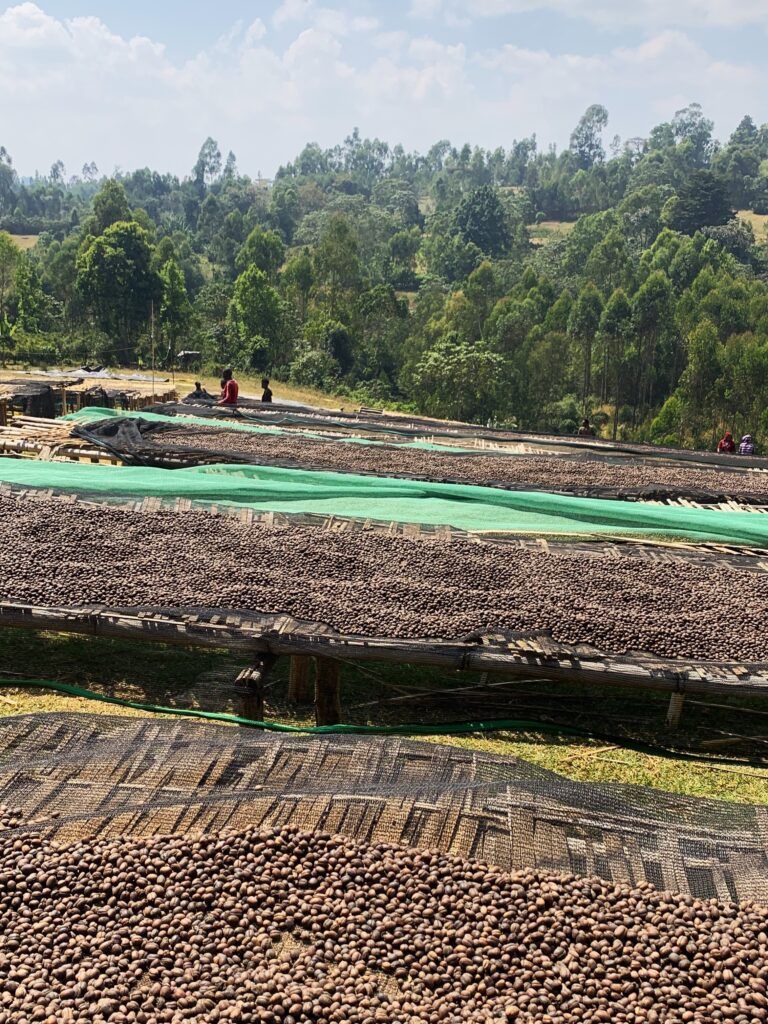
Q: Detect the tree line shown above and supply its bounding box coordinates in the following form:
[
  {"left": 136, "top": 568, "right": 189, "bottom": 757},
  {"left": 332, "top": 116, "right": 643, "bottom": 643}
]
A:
[{"left": 1, "top": 103, "right": 768, "bottom": 447}]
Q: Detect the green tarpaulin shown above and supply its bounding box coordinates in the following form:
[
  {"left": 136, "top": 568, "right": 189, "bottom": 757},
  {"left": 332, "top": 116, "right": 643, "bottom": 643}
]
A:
[{"left": 1, "top": 456, "right": 767, "bottom": 544}]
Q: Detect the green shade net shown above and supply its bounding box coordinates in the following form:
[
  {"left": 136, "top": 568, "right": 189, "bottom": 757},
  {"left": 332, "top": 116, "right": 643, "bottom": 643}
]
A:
[
  {"left": 63, "top": 407, "right": 475, "bottom": 453},
  {"left": 1, "top": 456, "right": 768, "bottom": 543}
]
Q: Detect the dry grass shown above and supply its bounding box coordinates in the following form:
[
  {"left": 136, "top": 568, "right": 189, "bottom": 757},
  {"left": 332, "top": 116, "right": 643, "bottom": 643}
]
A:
[
  {"left": 169, "top": 370, "right": 353, "bottom": 410},
  {"left": 9, "top": 234, "right": 39, "bottom": 251},
  {"left": 737, "top": 210, "right": 768, "bottom": 242},
  {"left": 529, "top": 220, "right": 576, "bottom": 246}
]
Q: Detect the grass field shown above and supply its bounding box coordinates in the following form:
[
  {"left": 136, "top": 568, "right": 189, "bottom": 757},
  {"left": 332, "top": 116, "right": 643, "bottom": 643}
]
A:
[
  {"left": 529, "top": 220, "right": 576, "bottom": 246},
  {"left": 170, "top": 369, "right": 353, "bottom": 409},
  {"left": 0, "top": 630, "right": 765, "bottom": 805},
  {"left": 737, "top": 209, "right": 768, "bottom": 241},
  {"left": 9, "top": 233, "right": 39, "bottom": 251}
]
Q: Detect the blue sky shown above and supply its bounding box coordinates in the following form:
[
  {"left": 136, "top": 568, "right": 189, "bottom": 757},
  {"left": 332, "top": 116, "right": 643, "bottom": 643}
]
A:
[{"left": 2, "top": 0, "right": 767, "bottom": 179}]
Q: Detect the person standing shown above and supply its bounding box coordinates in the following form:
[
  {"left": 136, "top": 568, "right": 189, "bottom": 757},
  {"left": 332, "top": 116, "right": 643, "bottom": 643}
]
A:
[
  {"left": 261, "top": 378, "right": 273, "bottom": 403},
  {"left": 739, "top": 434, "right": 756, "bottom": 455}
]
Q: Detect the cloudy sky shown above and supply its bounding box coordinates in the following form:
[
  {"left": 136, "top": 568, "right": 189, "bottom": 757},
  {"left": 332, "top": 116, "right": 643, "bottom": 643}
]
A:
[{"left": 1, "top": 0, "right": 765, "bottom": 179}]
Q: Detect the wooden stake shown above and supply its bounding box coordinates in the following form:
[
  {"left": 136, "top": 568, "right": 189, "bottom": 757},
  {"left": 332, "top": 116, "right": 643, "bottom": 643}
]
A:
[
  {"left": 287, "top": 654, "right": 313, "bottom": 703},
  {"left": 315, "top": 657, "right": 342, "bottom": 726},
  {"left": 236, "top": 653, "right": 277, "bottom": 722},
  {"left": 666, "top": 692, "right": 685, "bottom": 730}
]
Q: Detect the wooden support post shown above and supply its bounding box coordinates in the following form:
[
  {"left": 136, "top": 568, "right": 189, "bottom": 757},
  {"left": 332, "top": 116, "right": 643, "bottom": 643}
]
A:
[
  {"left": 287, "top": 654, "right": 313, "bottom": 703},
  {"left": 236, "top": 653, "right": 278, "bottom": 722},
  {"left": 0, "top": 399, "right": 6, "bottom": 427},
  {"left": 315, "top": 657, "right": 342, "bottom": 726},
  {"left": 666, "top": 692, "right": 685, "bottom": 730}
]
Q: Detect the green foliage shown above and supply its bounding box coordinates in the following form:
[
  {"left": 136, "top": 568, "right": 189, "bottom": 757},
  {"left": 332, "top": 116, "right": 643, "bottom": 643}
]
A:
[
  {"left": 452, "top": 185, "right": 511, "bottom": 257},
  {"left": 0, "top": 231, "right": 19, "bottom": 316},
  {"left": 289, "top": 347, "right": 341, "bottom": 389},
  {"left": 158, "top": 258, "right": 191, "bottom": 364},
  {"left": 412, "top": 336, "right": 507, "bottom": 423},
  {"left": 236, "top": 227, "right": 285, "bottom": 279},
  {"left": 569, "top": 104, "right": 609, "bottom": 170},
  {"left": 5, "top": 110, "right": 768, "bottom": 448},
  {"left": 662, "top": 171, "right": 733, "bottom": 234},
  {"left": 420, "top": 232, "right": 482, "bottom": 284},
  {"left": 90, "top": 180, "right": 132, "bottom": 235},
  {"left": 76, "top": 221, "right": 159, "bottom": 362},
  {"left": 228, "top": 266, "right": 285, "bottom": 369}
]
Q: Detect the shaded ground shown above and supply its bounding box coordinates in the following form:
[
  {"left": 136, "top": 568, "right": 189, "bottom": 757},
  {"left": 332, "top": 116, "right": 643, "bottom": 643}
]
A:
[{"left": 0, "top": 630, "right": 765, "bottom": 804}]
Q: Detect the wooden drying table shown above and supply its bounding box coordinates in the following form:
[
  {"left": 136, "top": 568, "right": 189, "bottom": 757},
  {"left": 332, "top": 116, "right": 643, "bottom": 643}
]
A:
[{"left": 0, "top": 602, "right": 766, "bottom": 728}]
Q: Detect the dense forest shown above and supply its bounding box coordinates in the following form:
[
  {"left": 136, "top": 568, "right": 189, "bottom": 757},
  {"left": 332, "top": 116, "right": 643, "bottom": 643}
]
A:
[{"left": 2, "top": 102, "right": 768, "bottom": 444}]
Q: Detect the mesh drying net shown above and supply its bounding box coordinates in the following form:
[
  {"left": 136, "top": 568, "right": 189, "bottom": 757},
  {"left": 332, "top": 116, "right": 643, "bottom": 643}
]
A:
[{"left": 1, "top": 713, "right": 766, "bottom": 904}]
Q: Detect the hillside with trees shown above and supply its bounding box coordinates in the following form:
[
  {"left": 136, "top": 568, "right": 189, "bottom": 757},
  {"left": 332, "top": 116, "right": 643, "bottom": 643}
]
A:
[{"left": 2, "top": 102, "right": 768, "bottom": 446}]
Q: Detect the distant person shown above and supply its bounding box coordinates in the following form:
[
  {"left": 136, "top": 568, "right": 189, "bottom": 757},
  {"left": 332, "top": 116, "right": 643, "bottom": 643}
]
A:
[
  {"left": 261, "top": 378, "right": 273, "bottom": 404},
  {"left": 218, "top": 367, "right": 239, "bottom": 407},
  {"left": 187, "top": 381, "right": 212, "bottom": 400},
  {"left": 578, "top": 418, "right": 597, "bottom": 438},
  {"left": 739, "top": 434, "right": 756, "bottom": 456},
  {"left": 717, "top": 431, "right": 736, "bottom": 454}
]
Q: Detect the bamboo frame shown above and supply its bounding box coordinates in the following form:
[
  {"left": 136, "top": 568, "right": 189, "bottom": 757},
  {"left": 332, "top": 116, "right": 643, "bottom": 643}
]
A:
[{"left": 0, "top": 601, "right": 766, "bottom": 713}]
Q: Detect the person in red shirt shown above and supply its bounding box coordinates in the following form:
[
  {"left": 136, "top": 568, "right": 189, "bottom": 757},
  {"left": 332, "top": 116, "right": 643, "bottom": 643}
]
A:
[
  {"left": 218, "top": 367, "right": 239, "bottom": 407},
  {"left": 717, "top": 431, "right": 736, "bottom": 454}
]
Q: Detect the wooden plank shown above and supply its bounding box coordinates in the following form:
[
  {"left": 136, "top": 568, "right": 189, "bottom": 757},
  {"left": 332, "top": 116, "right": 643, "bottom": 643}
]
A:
[
  {"left": 315, "top": 657, "right": 342, "bottom": 726},
  {"left": 287, "top": 655, "right": 313, "bottom": 703}
]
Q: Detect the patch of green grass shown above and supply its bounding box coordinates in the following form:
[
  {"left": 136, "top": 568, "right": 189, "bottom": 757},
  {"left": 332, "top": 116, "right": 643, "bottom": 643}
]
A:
[{"left": 0, "top": 629, "right": 765, "bottom": 805}]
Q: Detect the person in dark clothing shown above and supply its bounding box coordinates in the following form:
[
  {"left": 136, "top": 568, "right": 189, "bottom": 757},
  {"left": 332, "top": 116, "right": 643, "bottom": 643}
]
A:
[
  {"left": 187, "top": 381, "right": 212, "bottom": 400},
  {"left": 578, "top": 418, "right": 597, "bottom": 437},
  {"left": 261, "top": 378, "right": 273, "bottom": 403}
]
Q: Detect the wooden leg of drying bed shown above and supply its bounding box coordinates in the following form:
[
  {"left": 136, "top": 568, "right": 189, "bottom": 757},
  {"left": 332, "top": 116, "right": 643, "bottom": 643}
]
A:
[
  {"left": 287, "top": 654, "right": 313, "bottom": 703},
  {"left": 237, "top": 654, "right": 278, "bottom": 722},
  {"left": 315, "top": 657, "right": 342, "bottom": 726},
  {"left": 665, "top": 692, "right": 685, "bottom": 730}
]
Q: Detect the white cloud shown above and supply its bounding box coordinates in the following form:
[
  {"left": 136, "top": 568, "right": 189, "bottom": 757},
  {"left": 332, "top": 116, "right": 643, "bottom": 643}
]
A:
[
  {"left": 272, "top": 0, "right": 313, "bottom": 26},
  {"left": 0, "top": 2, "right": 764, "bottom": 181},
  {"left": 465, "top": 0, "right": 768, "bottom": 29},
  {"left": 243, "top": 18, "right": 267, "bottom": 46}
]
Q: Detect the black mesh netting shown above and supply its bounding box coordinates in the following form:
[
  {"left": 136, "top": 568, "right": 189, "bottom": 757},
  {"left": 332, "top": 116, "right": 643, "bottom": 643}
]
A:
[
  {"left": 72, "top": 415, "right": 768, "bottom": 506},
  {"left": 1, "top": 713, "right": 766, "bottom": 903}
]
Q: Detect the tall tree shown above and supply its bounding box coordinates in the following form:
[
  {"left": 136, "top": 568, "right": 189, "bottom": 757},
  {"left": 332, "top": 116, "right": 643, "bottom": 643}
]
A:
[
  {"left": 597, "top": 288, "right": 633, "bottom": 437},
  {"left": 91, "top": 179, "right": 132, "bottom": 235},
  {"left": 236, "top": 227, "right": 286, "bottom": 280},
  {"left": 663, "top": 171, "right": 733, "bottom": 234},
  {"left": 159, "top": 258, "right": 191, "bottom": 366},
  {"left": 228, "top": 266, "right": 284, "bottom": 368},
  {"left": 0, "top": 232, "right": 19, "bottom": 319},
  {"left": 452, "top": 185, "right": 510, "bottom": 257},
  {"left": 76, "top": 222, "right": 159, "bottom": 362},
  {"left": 568, "top": 283, "right": 603, "bottom": 414},
  {"left": 569, "top": 104, "right": 609, "bottom": 170},
  {"left": 193, "top": 138, "right": 222, "bottom": 191},
  {"left": 313, "top": 214, "right": 361, "bottom": 317}
]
